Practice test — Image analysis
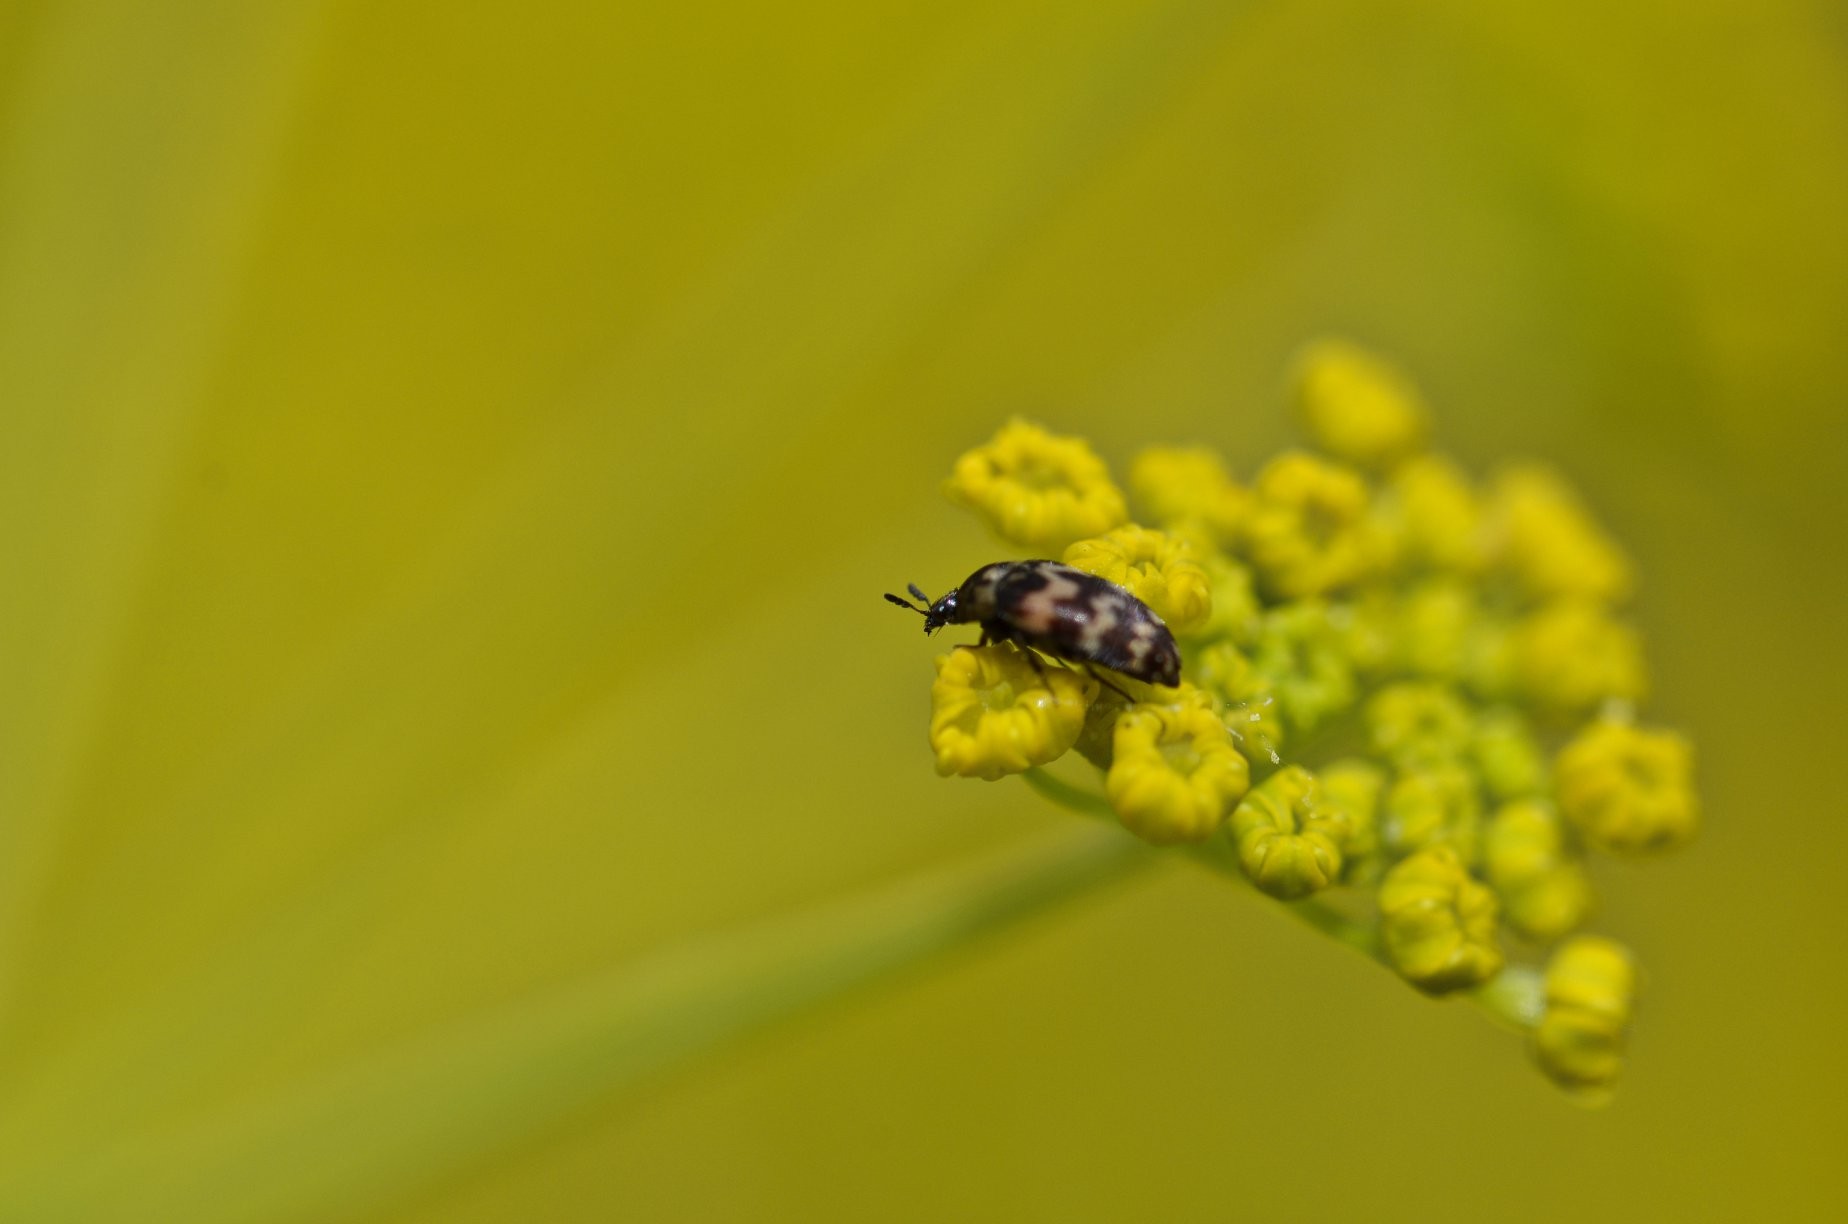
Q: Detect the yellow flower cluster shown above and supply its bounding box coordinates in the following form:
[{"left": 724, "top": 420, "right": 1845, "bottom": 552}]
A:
[{"left": 905, "top": 341, "right": 1696, "bottom": 1099}]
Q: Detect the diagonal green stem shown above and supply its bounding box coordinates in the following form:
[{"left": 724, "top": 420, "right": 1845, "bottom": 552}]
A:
[{"left": 0, "top": 824, "right": 1148, "bottom": 1224}]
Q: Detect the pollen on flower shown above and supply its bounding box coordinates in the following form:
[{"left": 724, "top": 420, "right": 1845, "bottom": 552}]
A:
[
  {"left": 1379, "top": 845, "right": 1504, "bottom": 994},
  {"left": 929, "top": 645, "right": 1095, "bottom": 780},
  {"left": 1555, "top": 719, "right": 1698, "bottom": 854},
  {"left": 1063, "top": 523, "right": 1212, "bottom": 636},
  {"left": 907, "top": 344, "right": 1696, "bottom": 1097},
  {"left": 1532, "top": 936, "right": 1637, "bottom": 1098},
  {"left": 1290, "top": 338, "right": 1431, "bottom": 472},
  {"left": 1105, "top": 701, "right": 1250, "bottom": 844},
  {"left": 944, "top": 418, "right": 1129, "bottom": 553},
  {"left": 1229, "top": 764, "right": 1346, "bottom": 899}
]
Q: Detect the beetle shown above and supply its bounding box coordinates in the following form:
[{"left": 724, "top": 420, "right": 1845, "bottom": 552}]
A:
[{"left": 884, "top": 560, "right": 1181, "bottom": 690}]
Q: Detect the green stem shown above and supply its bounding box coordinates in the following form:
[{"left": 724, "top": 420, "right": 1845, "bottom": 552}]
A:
[{"left": 0, "top": 824, "right": 1148, "bottom": 1223}]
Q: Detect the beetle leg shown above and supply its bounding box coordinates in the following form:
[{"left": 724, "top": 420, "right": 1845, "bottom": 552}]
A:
[{"left": 1084, "top": 664, "right": 1135, "bottom": 702}]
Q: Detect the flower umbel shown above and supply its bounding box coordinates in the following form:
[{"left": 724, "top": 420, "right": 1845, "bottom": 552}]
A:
[{"left": 901, "top": 340, "right": 1697, "bottom": 1098}]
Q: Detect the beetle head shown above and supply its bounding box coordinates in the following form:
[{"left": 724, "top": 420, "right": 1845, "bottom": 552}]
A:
[{"left": 884, "top": 582, "right": 956, "bottom": 634}]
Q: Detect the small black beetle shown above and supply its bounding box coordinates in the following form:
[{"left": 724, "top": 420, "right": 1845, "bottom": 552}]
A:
[{"left": 885, "top": 560, "right": 1181, "bottom": 688}]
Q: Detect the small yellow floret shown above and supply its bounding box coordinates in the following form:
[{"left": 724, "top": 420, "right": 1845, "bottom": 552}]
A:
[
  {"left": 1365, "top": 681, "right": 1475, "bottom": 768},
  {"left": 1378, "top": 845, "right": 1504, "bottom": 994},
  {"left": 1064, "top": 524, "right": 1212, "bottom": 636},
  {"left": 1532, "top": 936, "right": 1636, "bottom": 1098},
  {"left": 945, "top": 418, "right": 1128, "bottom": 553},
  {"left": 1190, "top": 550, "right": 1262, "bottom": 644},
  {"left": 1129, "top": 445, "right": 1251, "bottom": 547},
  {"left": 929, "top": 645, "right": 1095, "bottom": 780},
  {"left": 1105, "top": 702, "right": 1250, "bottom": 844},
  {"left": 1319, "top": 758, "right": 1388, "bottom": 880},
  {"left": 1380, "top": 763, "right": 1483, "bottom": 864},
  {"left": 1484, "top": 800, "right": 1593, "bottom": 941},
  {"left": 1511, "top": 600, "right": 1647, "bottom": 719},
  {"left": 1247, "top": 601, "right": 1356, "bottom": 736},
  {"left": 1555, "top": 720, "right": 1698, "bottom": 854},
  {"left": 1392, "top": 578, "right": 1481, "bottom": 682},
  {"left": 1470, "top": 707, "right": 1549, "bottom": 801},
  {"left": 1376, "top": 454, "right": 1485, "bottom": 573},
  {"left": 1184, "top": 638, "right": 1284, "bottom": 766},
  {"left": 1241, "top": 451, "right": 1378, "bottom": 599},
  {"left": 1228, "top": 764, "right": 1347, "bottom": 899},
  {"left": 1484, "top": 464, "right": 1633, "bottom": 605},
  {"left": 1291, "top": 338, "right": 1431, "bottom": 471}
]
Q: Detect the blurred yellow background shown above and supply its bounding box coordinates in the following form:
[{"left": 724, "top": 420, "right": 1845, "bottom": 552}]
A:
[{"left": 1, "top": 1, "right": 1844, "bottom": 1220}]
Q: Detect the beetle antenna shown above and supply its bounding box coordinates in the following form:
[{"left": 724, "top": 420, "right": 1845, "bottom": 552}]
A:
[
  {"left": 884, "top": 591, "right": 928, "bottom": 615},
  {"left": 907, "top": 582, "right": 930, "bottom": 603}
]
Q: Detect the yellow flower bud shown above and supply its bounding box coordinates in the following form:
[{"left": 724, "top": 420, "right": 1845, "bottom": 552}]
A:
[
  {"left": 1484, "top": 801, "right": 1593, "bottom": 941},
  {"left": 1290, "top": 338, "right": 1431, "bottom": 471},
  {"left": 1229, "top": 765, "right": 1347, "bottom": 899},
  {"left": 929, "top": 645, "right": 1095, "bottom": 780},
  {"left": 1556, "top": 719, "right": 1698, "bottom": 854},
  {"left": 1379, "top": 846, "right": 1504, "bottom": 994},
  {"left": 1128, "top": 445, "right": 1251, "bottom": 548},
  {"left": 1532, "top": 937, "right": 1637, "bottom": 1097},
  {"left": 1064, "top": 524, "right": 1212, "bottom": 636},
  {"left": 1319, "top": 758, "right": 1388, "bottom": 880},
  {"left": 1248, "top": 600, "right": 1356, "bottom": 736},
  {"left": 1190, "top": 549, "right": 1262, "bottom": 645},
  {"left": 944, "top": 418, "right": 1128, "bottom": 553},
  {"left": 1470, "top": 707, "right": 1548, "bottom": 801},
  {"left": 1365, "top": 681, "right": 1474, "bottom": 768},
  {"left": 1394, "top": 578, "right": 1480, "bottom": 682},
  {"left": 1510, "top": 600, "right": 1647, "bottom": 720},
  {"left": 1381, "top": 763, "right": 1482, "bottom": 864},
  {"left": 1241, "top": 450, "right": 1377, "bottom": 599},
  {"left": 1105, "top": 701, "right": 1250, "bottom": 844},
  {"left": 1330, "top": 588, "right": 1398, "bottom": 679},
  {"left": 1483, "top": 463, "right": 1632, "bottom": 605},
  {"left": 1376, "top": 453, "right": 1485, "bottom": 573}
]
